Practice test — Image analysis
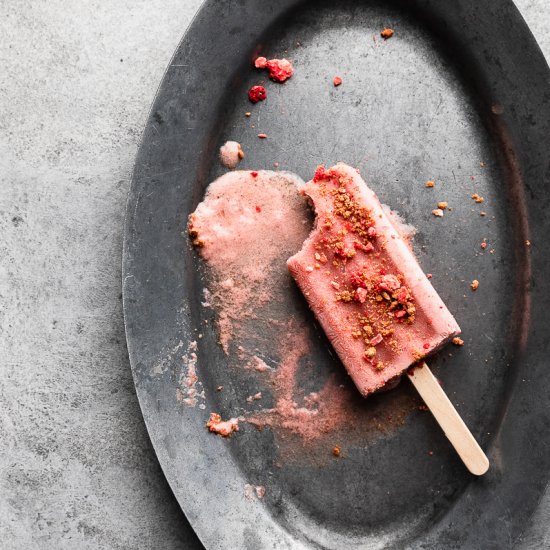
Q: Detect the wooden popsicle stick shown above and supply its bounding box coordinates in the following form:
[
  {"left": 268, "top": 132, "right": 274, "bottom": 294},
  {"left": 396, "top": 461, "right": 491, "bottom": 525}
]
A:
[{"left": 407, "top": 362, "right": 490, "bottom": 476}]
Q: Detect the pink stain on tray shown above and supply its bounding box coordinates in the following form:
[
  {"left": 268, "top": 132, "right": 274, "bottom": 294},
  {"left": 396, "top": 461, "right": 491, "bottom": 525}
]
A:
[{"left": 189, "top": 169, "right": 419, "bottom": 456}]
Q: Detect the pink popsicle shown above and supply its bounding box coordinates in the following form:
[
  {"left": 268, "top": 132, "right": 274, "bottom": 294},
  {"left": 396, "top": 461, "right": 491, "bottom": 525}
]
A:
[{"left": 287, "top": 163, "right": 461, "bottom": 396}]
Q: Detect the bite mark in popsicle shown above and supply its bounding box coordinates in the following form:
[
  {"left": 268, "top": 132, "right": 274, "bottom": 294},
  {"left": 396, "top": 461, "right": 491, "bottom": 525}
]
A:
[{"left": 287, "top": 163, "right": 461, "bottom": 396}]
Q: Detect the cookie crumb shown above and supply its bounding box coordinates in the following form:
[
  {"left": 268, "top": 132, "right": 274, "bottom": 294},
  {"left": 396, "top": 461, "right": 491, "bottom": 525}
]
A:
[
  {"left": 452, "top": 337, "right": 464, "bottom": 346},
  {"left": 425, "top": 180, "right": 434, "bottom": 188},
  {"left": 381, "top": 28, "right": 394, "bottom": 39},
  {"left": 431, "top": 208, "right": 444, "bottom": 217},
  {"left": 437, "top": 201, "right": 448, "bottom": 210},
  {"left": 470, "top": 279, "right": 479, "bottom": 291},
  {"left": 206, "top": 413, "right": 239, "bottom": 437},
  {"left": 332, "top": 446, "right": 341, "bottom": 457},
  {"left": 471, "top": 193, "right": 484, "bottom": 203}
]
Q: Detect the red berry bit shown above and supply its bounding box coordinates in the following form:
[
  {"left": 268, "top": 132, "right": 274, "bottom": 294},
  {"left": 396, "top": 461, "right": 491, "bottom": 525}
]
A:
[
  {"left": 313, "top": 165, "right": 327, "bottom": 182},
  {"left": 254, "top": 57, "right": 294, "bottom": 82},
  {"left": 248, "top": 85, "right": 267, "bottom": 103},
  {"left": 370, "top": 334, "right": 383, "bottom": 346},
  {"left": 257, "top": 133, "right": 268, "bottom": 139},
  {"left": 250, "top": 171, "right": 258, "bottom": 178},
  {"left": 333, "top": 76, "right": 342, "bottom": 87},
  {"left": 355, "top": 287, "right": 368, "bottom": 303},
  {"left": 266, "top": 58, "right": 294, "bottom": 82}
]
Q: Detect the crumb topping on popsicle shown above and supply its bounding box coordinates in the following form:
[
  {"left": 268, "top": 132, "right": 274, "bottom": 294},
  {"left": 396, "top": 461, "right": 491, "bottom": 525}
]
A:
[
  {"left": 288, "top": 163, "right": 461, "bottom": 395},
  {"left": 305, "top": 166, "right": 419, "bottom": 371}
]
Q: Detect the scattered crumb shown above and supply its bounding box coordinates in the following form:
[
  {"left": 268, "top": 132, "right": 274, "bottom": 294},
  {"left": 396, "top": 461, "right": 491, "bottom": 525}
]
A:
[
  {"left": 206, "top": 413, "right": 239, "bottom": 437},
  {"left": 216, "top": 385, "right": 224, "bottom": 392},
  {"left": 425, "top": 180, "right": 434, "bottom": 188},
  {"left": 418, "top": 404, "right": 429, "bottom": 411},
  {"left": 244, "top": 484, "right": 254, "bottom": 500},
  {"left": 480, "top": 211, "right": 486, "bottom": 217},
  {"left": 480, "top": 161, "right": 485, "bottom": 167},
  {"left": 525, "top": 240, "right": 531, "bottom": 247},
  {"left": 452, "top": 337, "right": 464, "bottom": 346},
  {"left": 255, "top": 57, "right": 294, "bottom": 82},
  {"left": 381, "top": 28, "right": 394, "bottom": 39},
  {"left": 437, "top": 201, "right": 448, "bottom": 210},
  {"left": 431, "top": 208, "right": 444, "bottom": 218},
  {"left": 245, "top": 112, "right": 251, "bottom": 117},
  {"left": 471, "top": 193, "right": 484, "bottom": 203},
  {"left": 333, "top": 76, "right": 342, "bottom": 87},
  {"left": 258, "top": 133, "right": 268, "bottom": 139},
  {"left": 246, "top": 392, "right": 263, "bottom": 403},
  {"left": 248, "top": 85, "right": 267, "bottom": 103},
  {"left": 219, "top": 141, "right": 245, "bottom": 169},
  {"left": 481, "top": 241, "right": 487, "bottom": 249},
  {"left": 244, "top": 484, "right": 266, "bottom": 500},
  {"left": 332, "top": 446, "right": 341, "bottom": 457},
  {"left": 470, "top": 279, "right": 479, "bottom": 291},
  {"left": 428, "top": 450, "right": 434, "bottom": 456},
  {"left": 426, "top": 273, "right": 432, "bottom": 279}
]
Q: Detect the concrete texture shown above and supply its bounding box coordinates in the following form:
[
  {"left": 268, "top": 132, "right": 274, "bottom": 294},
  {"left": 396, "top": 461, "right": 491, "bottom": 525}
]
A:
[{"left": 0, "top": 1, "right": 548, "bottom": 549}]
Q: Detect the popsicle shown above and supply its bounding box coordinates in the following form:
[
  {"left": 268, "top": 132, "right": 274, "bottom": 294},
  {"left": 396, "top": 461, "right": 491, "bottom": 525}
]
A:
[{"left": 288, "top": 163, "right": 489, "bottom": 474}]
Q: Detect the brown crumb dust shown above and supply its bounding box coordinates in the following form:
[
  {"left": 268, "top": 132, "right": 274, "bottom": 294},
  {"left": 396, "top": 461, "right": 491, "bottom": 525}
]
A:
[
  {"left": 310, "top": 166, "right": 417, "bottom": 369},
  {"left": 471, "top": 193, "right": 485, "bottom": 203}
]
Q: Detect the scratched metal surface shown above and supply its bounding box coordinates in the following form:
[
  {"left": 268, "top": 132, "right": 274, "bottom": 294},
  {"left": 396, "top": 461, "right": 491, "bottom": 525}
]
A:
[{"left": 123, "top": 0, "right": 550, "bottom": 548}]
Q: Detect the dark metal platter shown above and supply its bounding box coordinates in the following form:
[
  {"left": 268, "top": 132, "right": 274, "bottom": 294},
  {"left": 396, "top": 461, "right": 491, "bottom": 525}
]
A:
[{"left": 123, "top": 1, "right": 550, "bottom": 548}]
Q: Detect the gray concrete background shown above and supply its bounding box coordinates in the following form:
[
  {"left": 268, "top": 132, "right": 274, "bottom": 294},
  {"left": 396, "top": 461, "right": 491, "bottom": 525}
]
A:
[{"left": 0, "top": 1, "right": 548, "bottom": 549}]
